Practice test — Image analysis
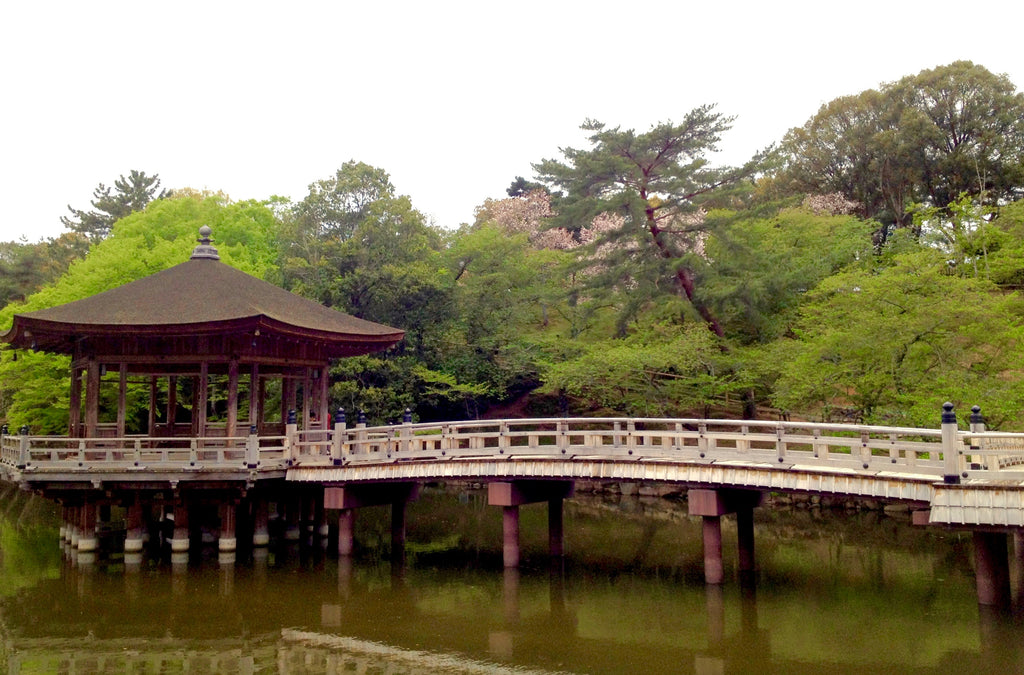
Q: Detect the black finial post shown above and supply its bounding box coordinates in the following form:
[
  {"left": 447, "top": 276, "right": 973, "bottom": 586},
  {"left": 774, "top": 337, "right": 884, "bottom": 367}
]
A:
[
  {"left": 358, "top": 410, "right": 367, "bottom": 425},
  {"left": 941, "top": 402, "right": 956, "bottom": 424},
  {"left": 970, "top": 405, "right": 984, "bottom": 425},
  {"left": 287, "top": 409, "right": 297, "bottom": 425},
  {"left": 403, "top": 408, "right": 413, "bottom": 424},
  {"left": 334, "top": 408, "right": 346, "bottom": 425}
]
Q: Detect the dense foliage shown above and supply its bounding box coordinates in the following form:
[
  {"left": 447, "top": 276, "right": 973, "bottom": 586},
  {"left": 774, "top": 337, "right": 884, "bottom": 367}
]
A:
[{"left": 4, "top": 62, "right": 1024, "bottom": 431}]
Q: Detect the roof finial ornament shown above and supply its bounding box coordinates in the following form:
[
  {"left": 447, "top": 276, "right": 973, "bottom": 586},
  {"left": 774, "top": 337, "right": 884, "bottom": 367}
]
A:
[{"left": 191, "top": 225, "right": 220, "bottom": 260}]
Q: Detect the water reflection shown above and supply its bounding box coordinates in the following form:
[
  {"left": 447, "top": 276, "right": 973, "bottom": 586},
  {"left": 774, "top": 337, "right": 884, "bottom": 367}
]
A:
[{"left": 1, "top": 486, "right": 1023, "bottom": 674}]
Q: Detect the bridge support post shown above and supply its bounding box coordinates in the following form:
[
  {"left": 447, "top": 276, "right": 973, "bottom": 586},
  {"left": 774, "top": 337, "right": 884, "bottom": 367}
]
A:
[
  {"left": 170, "top": 499, "right": 190, "bottom": 552},
  {"left": 77, "top": 501, "right": 98, "bottom": 553},
  {"left": 124, "top": 498, "right": 145, "bottom": 553},
  {"left": 324, "top": 483, "right": 419, "bottom": 560},
  {"left": 502, "top": 506, "right": 520, "bottom": 568},
  {"left": 219, "top": 502, "right": 237, "bottom": 552},
  {"left": 252, "top": 497, "right": 270, "bottom": 547},
  {"left": 391, "top": 498, "right": 407, "bottom": 563},
  {"left": 689, "top": 488, "right": 763, "bottom": 585},
  {"left": 488, "top": 481, "right": 574, "bottom": 568},
  {"left": 337, "top": 508, "right": 355, "bottom": 556},
  {"left": 549, "top": 497, "right": 565, "bottom": 558},
  {"left": 973, "top": 531, "right": 1011, "bottom": 607}
]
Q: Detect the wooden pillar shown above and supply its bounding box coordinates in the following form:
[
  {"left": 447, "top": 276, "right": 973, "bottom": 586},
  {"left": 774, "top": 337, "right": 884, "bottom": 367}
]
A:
[
  {"left": 338, "top": 509, "right": 355, "bottom": 556},
  {"left": 252, "top": 498, "right": 270, "bottom": 547},
  {"left": 737, "top": 503, "right": 756, "bottom": 575},
  {"left": 702, "top": 516, "right": 725, "bottom": 585},
  {"left": 284, "top": 496, "right": 301, "bottom": 541},
  {"left": 549, "top": 497, "right": 565, "bottom": 558},
  {"left": 974, "top": 531, "right": 1011, "bottom": 607},
  {"left": 124, "top": 497, "right": 145, "bottom": 553},
  {"left": 196, "top": 362, "right": 209, "bottom": 438},
  {"left": 78, "top": 502, "right": 98, "bottom": 552},
  {"left": 171, "top": 499, "right": 190, "bottom": 552},
  {"left": 284, "top": 374, "right": 296, "bottom": 425},
  {"left": 319, "top": 366, "right": 330, "bottom": 430},
  {"left": 116, "top": 363, "right": 128, "bottom": 438},
  {"left": 219, "top": 502, "right": 237, "bottom": 552},
  {"left": 503, "top": 506, "right": 520, "bottom": 568},
  {"left": 226, "top": 358, "right": 239, "bottom": 439},
  {"left": 85, "top": 358, "right": 100, "bottom": 438},
  {"left": 249, "top": 363, "right": 260, "bottom": 429},
  {"left": 391, "top": 499, "right": 407, "bottom": 562},
  {"left": 148, "top": 376, "right": 158, "bottom": 437},
  {"left": 68, "top": 367, "right": 82, "bottom": 437},
  {"left": 302, "top": 368, "right": 313, "bottom": 430},
  {"left": 167, "top": 376, "right": 178, "bottom": 436}
]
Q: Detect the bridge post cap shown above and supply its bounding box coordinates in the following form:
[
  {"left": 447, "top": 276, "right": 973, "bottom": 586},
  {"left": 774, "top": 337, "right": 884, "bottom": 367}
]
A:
[
  {"left": 941, "top": 402, "right": 957, "bottom": 424},
  {"left": 970, "top": 405, "right": 984, "bottom": 424},
  {"left": 403, "top": 408, "right": 413, "bottom": 424},
  {"left": 19, "top": 425, "right": 28, "bottom": 435},
  {"left": 287, "top": 409, "right": 297, "bottom": 424},
  {"left": 358, "top": 410, "right": 367, "bottom": 424},
  {"left": 334, "top": 408, "right": 346, "bottom": 424}
]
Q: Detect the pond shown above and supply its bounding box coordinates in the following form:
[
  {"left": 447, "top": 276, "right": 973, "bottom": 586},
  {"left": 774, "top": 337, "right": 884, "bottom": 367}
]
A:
[{"left": 0, "top": 483, "right": 1021, "bottom": 674}]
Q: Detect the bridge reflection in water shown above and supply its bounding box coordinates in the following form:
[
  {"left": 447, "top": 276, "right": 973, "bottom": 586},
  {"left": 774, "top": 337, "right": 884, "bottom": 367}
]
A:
[{"left": 1, "top": 488, "right": 1023, "bottom": 675}]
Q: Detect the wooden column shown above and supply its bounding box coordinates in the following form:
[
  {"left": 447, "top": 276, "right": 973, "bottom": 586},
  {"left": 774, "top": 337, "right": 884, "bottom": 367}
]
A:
[
  {"left": 391, "top": 498, "right": 407, "bottom": 563},
  {"left": 549, "top": 497, "right": 565, "bottom": 558},
  {"left": 85, "top": 358, "right": 100, "bottom": 438},
  {"left": 252, "top": 497, "right": 270, "bottom": 547},
  {"left": 171, "top": 499, "right": 190, "bottom": 552},
  {"left": 319, "top": 365, "right": 330, "bottom": 430},
  {"left": 338, "top": 509, "right": 355, "bottom": 556},
  {"left": 166, "top": 376, "right": 178, "bottom": 436},
  {"left": 702, "top": 516, "right": 725, "bottom": 585},
  {"left": 68, "top": 367, "right": 82, "bottom": 437},
  {"left": 974, "top": 531, "right": 1011, "bottom": 607},
  {"left": 78, "top": 502, "right": 98, "bottom": 552},
  {"left": 302, "top": 368, "right": 313, "bottom": 430},
  {"left": 124, "top": 497, "right": 145, "bottom": 553},
  {"left": 219, "top": 502, "right": 237, "bottom": 552},
  {"left": 284, "top": 374, "right": 296, "bottom": 424},
  {"left": 148, "top": 376, "right": 158, "bottom": 436},
  {"left": 196, "top": 362, "right": 209, "bottom": 438},
  {"left": 737, "top": 503, "right": 756, "bottom": 576},
  {"left": 116, "top": 363, "right": 128, "bottom": 438},
  {"left": 249, "top": 363, "right": 260, "bottom": 429},
  {"left": 502, "top": 506, "right": 520, "bottom": 568},
  {"left": 226, "top": 358, "right": 239, "bottom": 439}
]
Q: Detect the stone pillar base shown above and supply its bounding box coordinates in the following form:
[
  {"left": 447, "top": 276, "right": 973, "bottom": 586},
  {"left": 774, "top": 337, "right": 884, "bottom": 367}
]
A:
[
  {"left": 124, "top": 537, "right": 144, "bottom": 553},
  {"left": 218, "top": 537, "right": 237, "bottom": 552},
  {"left": 77, "top": 537, "right": 99, "bottom": 552}
]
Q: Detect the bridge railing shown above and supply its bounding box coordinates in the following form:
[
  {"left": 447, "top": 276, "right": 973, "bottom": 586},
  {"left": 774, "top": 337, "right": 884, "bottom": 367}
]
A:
[
  {"left": 284, "top": 417, "right": 972, "bottom": 479},
  {"left": 6, "top": 412, "right": 1024, "bottom": 481}
]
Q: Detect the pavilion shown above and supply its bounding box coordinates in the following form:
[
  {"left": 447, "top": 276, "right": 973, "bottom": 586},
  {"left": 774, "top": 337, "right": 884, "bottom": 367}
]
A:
[
  {"left": 2, "top": 226, "right": 404, "bottom": 440},
  {"left": 0, "top": 226, "right": 404, "bottom": 555}
]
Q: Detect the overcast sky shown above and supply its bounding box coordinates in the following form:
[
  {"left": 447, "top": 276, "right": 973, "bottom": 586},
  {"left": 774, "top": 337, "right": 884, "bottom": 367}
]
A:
[{"left": 2, "top": 1, "right": 1023, "bottom": 243}]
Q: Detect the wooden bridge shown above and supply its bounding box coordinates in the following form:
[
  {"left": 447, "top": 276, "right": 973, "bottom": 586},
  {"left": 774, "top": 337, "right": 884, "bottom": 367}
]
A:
[{"left": 4, "top": 405, "right": 1024, "bottom": 606}]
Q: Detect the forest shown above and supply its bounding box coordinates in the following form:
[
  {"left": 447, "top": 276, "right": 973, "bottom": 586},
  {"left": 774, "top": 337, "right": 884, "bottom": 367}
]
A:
[{"left": 3, "top": 61, "right": 1024, "bottom": 432}]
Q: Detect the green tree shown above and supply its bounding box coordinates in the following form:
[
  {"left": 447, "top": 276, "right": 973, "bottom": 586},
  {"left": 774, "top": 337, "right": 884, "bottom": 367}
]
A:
[
  {"left": 781, "top": 62, "right": 1024, "bottom": 243},
  {"left": 767, "top": 249, "right": 1024, "bottom": 427},
  {"left": 62, "top": 170, "right": 168, "bottom": 242},
  {"left": 533, "top": 110, "right": 770, "bottom": 337}
]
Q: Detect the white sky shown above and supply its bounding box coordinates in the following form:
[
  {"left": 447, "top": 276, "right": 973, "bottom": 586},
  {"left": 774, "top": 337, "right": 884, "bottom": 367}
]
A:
[{"left": 2, "top": 1, "right": 1023, "bottom": 243}]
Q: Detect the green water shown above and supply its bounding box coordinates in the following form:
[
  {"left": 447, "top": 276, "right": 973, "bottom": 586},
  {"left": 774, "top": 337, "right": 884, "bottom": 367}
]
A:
[{"left": 0, "top": 485, "right": 1021, "bottom": 674}]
